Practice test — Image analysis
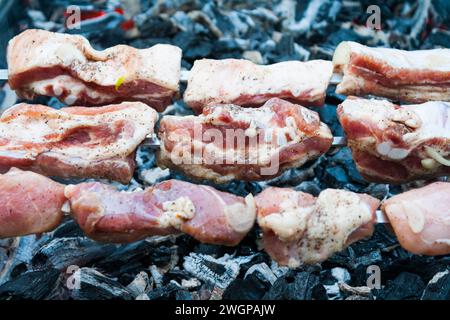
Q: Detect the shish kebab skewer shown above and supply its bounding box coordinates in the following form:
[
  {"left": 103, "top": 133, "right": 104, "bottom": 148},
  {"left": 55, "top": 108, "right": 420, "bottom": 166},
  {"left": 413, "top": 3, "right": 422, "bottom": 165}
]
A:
[
  {"left": 0, "top": 98, "right": 447, "bottom": 185},
  {"left": 0, "top": 69, "right": 343, "bottom": 86},
  {"left": 4, "top": 167, "right": 450, "bottom": 269}
]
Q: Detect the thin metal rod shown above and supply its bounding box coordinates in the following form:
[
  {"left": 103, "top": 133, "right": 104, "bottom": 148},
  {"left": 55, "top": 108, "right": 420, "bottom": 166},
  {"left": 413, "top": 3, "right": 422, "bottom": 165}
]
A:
[
  {"left": 0, "top": 69, "right": 8, "bottom": 80},
  {"left": 141, "top": 135, "right": 348, "bottom": 148},
  {"left": 0, "top": 69, "right": 344, "bottom": 85}
]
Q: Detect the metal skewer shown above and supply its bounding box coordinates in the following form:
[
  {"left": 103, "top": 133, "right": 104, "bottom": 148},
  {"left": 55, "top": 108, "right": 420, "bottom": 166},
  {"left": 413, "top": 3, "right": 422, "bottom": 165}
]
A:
[
  {"left": 0, "top": 69, "right": 343, "bottom": 84},
  {"left": 0, "top": 69, "right": 8, "bottom": 80},
  {"left": 141, "top": 135, "right": 348, "bottom": 149}
]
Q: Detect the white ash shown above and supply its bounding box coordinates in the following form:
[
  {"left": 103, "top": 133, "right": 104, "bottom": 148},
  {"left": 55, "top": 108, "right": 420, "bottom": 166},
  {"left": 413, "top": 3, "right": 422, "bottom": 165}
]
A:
[
  {"left": 324, "top": 267, "right": 351, "bottom": 299},
  {"left": 181, "top": 278, "right": 202, "bottom": 289},
  {"left": 244, "top": 262, "right": 278, "bottom": 285},
  {"left": 149, "top": 265, "right": 164, "bottom": 288},
  {"left": 183, "top": 253, "right": 255, "bottom": 289},
  {"left": 126, "top": 271, "right": 152, "bottom": 297}
]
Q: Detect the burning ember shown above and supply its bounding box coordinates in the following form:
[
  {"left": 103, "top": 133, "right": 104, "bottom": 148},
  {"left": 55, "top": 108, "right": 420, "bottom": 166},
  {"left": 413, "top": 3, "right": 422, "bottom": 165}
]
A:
[{"left": 0, "top": 0, "right": 449, "bottom": 301}]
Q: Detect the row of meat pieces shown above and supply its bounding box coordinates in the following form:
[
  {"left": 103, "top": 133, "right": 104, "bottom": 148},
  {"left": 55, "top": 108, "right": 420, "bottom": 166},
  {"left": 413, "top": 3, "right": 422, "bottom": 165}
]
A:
[
  {"left": 0, "top": 168, "right": 448, "bottom": 268},
  {"left": 0, "top": 97, "right": 448, "bottom": 184},
  {"left": 7, "top": 29, "right": 450, "bottom": 113}
]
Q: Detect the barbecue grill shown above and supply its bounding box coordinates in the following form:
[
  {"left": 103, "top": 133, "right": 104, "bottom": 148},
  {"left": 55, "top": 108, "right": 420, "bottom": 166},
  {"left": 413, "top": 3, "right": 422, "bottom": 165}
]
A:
[{"left": 0, "top": 0, "right": 448, "bottom": 301}]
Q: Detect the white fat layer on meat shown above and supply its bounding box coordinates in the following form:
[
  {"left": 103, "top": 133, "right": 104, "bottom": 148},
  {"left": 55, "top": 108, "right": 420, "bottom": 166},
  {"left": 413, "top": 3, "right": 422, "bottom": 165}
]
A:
[
  {"left": 8, "top": 29, "right": 181, "bottom": 90},
  {"left": 0, "top": 102, "right": 156, "bottom": 160},
  {"left": 340, "top": 98, "right": 450, "bottom": 159},
  {"left": 258, "top": 193, "right": 314, "bottom": 242},
  {"left": 160, "top": 196, "right": 196, "bottom": 229},
  {"left": 334, "top": 41, "right": 450, "bottom": 72},
  {"left": 224, "top": 194, "right": 257, "bottom": 233},
  {"left": 184, "top": 58, "right": 333, "bottom": 105},
  {"left": 161, "top": 104, "right": 330, "bottom": 166}
]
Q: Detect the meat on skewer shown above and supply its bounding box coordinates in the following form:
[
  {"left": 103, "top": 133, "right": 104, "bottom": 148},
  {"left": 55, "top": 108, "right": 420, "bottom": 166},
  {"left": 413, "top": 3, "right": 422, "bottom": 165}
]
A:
[
  {"left": 158, "top": 98, "right": 333, "bottom": 183},
  {"left": 255, "top": 187, "right": 380, "bottom": 268},
  {"left": 333, "top": 41, "right": 450, "bottom": 103},
  {"left": 184, "top": 58, "right": 333, "bottom": 113},
  {"left": 0, "top": 168, "right": 67, "bottom": 238},
  {"left": 65, "top": 179, "right": 256, "bottom": 245},
  {"left": 0, "top": 102, "right": 157, "bottom": 183},
  {"left": 7, "top": 29, "right": 181, "bottom": 111},
  {"left": 382, "top": 182, "right": 450, "bottom": 256},
  {"left": 337, "top": 97, "right": 450, "bottom": 183}
]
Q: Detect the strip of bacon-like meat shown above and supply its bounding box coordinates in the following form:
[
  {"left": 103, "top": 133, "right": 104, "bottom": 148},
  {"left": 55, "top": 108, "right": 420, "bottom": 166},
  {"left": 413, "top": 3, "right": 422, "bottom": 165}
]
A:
[
  {"left": 65, "top": 179, "right": 256, "bottom": 245},
  {"left": 0, "top": 102, "right": 157, "bottom": 183},
  {"left": 158, "top": 98, "right": 333, "bottom": 183},
  {"left": 7, "top": 29, "right": 181, "bottom": 111},
  {"left": 255, "top": 187, "right": 380, "bottom": 268},
  {"left": 382, "top": 182, "right": 450, "bottom": 256},
  {"left": 337, "top": 97, "right": 450, "bottom": 183},
  {"left": 0, "top": 168, "right": 66, "bottom": 238},
  {"left": 333, "top": 41, "right": 450, "bottom": 103},
  {"left": 184, "top": 58, "right": 333, "bottom": 113}
]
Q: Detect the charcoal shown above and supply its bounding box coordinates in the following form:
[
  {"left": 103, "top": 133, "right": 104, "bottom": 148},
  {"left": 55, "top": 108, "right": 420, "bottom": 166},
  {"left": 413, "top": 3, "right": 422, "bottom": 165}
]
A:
[
  {"left": 0, "top": 236, "right": 41, "bottom": 285},
  {"left": 163, "top": 268, "right": 195, "bottom": 285},
  {"left": 176, "top": 289, "right": 193, "bottom": 300},
  {"left": 52, "top": 219, "right": 85, "bottom": 238},
  {"left": 322, "top": 267, "right": 351, "bottom": 299},
  {"left": 183, "top": 253, "right": 255, "bottom": 289},
  {"left": 70, "top": 268, "right": 134, "bottom": 300},
  {"left": 0, "top": 268, "right": 60, "bottom": 300},
  {"left": 293, "top": 180, "right": 322, "bottom": 196},
  {"left": 421, "top": 270, "right": 450, "bottom": 300},
  {"left": 2, "top": 0, "right": 449, "bottom": 301},
  {"left": 173, "top": 32, "right": 213, "bottom": 59},
  {"left": 95, "top": 238, "right": 177, "bottom": 276},
  {"left": 223, "top": 273, "right": 269, "bottom": 300},
  {"left": 328, "top": 148, "right": 366, "bottom": 185},
  {"left": 374, "top": 272, "right": 425, "bottom": 300},
  {"left": 263, "top": 271, "right": 328, "bottom": 300},
  {"left": 32, "top": 237, "right": 117, "bottom": 270},
  {"left": 324, "top": 166, "right": 349, "bottom": 187},
  {"left": 317, "top": 104, "right": 343, "bottom": 136},
  {"left": 126, "top": 271, "right": 152, "bottom": 297},
  {"left": 423, "top": 28, "right": 450, "bottom": 48},
  {"left": 147, "top": 281, "right": 182, "bottom": 300}
]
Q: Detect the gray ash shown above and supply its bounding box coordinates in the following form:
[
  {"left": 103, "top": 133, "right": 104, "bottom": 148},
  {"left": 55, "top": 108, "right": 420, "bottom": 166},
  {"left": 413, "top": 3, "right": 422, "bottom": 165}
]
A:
[{"left": 0, "top": 0, "right": 449, "bottom": 300}]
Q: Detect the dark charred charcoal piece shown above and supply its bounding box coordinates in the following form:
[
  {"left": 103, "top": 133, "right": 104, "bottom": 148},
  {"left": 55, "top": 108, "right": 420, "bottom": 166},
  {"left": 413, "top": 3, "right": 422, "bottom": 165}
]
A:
[
  {"left": 263, "top": 270, "right": 327, "bottom": 300},
  {"left": 421, "top": 270, "right": 450, "bottom": 300},
  {"left": 95, "top": 238, "right": 177, "bottom": 276},
  {"left": 32, "top": 237, "right": 118, "bottom": 271},
  {"left": 374, "top": 272, "right": 425, "bottom": 300},
  {"left": 70, "top": 268, "right": 134, "bottom": 300},
  {"left": 0, "top": 268, "right": 60, "bottom": 300},
  {"left": 147, "top": 281, "right": 182, "bottom": 300},
  {"left": 183, "top": 253, "right": 255, "bottom": 290},
  {"left": 223, "top": 274, "right": 269, "bottom": 300}
]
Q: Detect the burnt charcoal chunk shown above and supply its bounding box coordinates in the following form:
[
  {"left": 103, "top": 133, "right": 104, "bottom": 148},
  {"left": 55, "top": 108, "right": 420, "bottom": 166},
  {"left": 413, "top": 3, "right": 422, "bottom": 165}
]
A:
[
  {"left": 223, "top": 273, "right": 269, "bottom": 300},
  {"left": 52, "top": 219, "right": 85, "bottom": 238},
  {"left": 96, "top": 240, "right": 175, "bottom": 276},
  {"left": 176, "top": 290, "right": 193, "bottom": 300},
  {"left": 71, "top": 268, "right": 133, "bottom": 300},
  {"left": 0, "top": 268, "right": 60, "bottom": 300},
  {"left": 375, "top": 272, "right": 425, "bottom": 300},
  {"left": 147, "top": 282, "right": 181, "bottom": 300},
  {"left": 421, "top": 270, "right": 450, "bottom": 300},
  {"left": 324, "top": 166, "right": 349, "bottom": 187},
  {"left": 32, "top": 237, "right": 117, "bottom": 270},
  {"left": 263, "top": 272, "right": 327, "bottom": 300},
  {"left": 173, "top": 32, "right": 213, "bottom": 59}
]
